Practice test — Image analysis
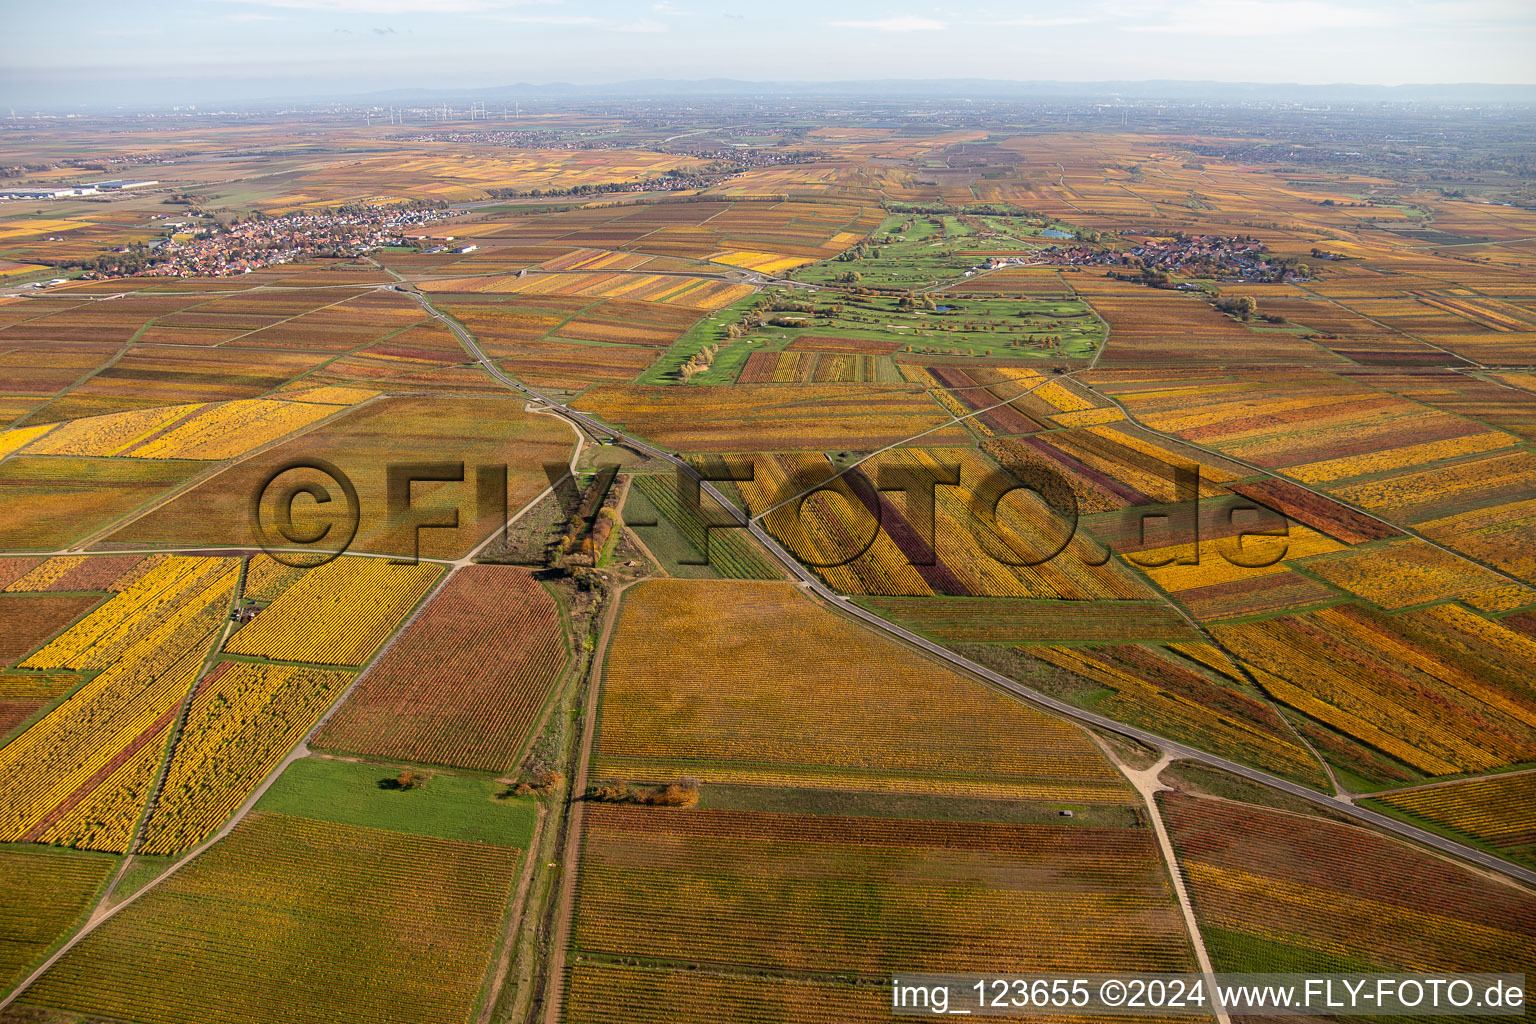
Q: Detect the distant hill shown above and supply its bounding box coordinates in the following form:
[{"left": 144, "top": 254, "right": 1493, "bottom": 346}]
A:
[
  {"left": 358, "top": 78, "right": 1536, "bottom": 106},
  {"left": 7, "top": 75, "right": 1536, "bottom": 113}
]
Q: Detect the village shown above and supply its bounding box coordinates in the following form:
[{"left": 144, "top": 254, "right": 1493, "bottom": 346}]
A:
[
  {"left": 80, "top": 202, "right": 455, "bottom": 278},
  {"left": 981, "top": 231, "right": 1310, "bottom": 283}
]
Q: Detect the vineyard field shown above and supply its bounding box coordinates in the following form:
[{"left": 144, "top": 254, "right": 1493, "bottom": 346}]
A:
[
  {"left": 564, "top": 803, "right": 1194, "bottom": 1019},
  {"left": 596, "top": 579, "right": 1134, "bottom": 802},
  {"left": 222, "top": 556, "right": 441, "bottom": 667},
  {"left": 1370, "top": 773, "right": 1536, "bottom": 867},
  {"left": 138, "top": 663, "right": 355, "bottom": 855},
  {"left": 313, "top": 565, "right": 567, "bottom": 772},
  {"left": 9, "top": 94, "right": 1536, "bottom": 1024},
  {"left": 19, "top": 813, "right": 519, "bottom": 1024},
  {"left": 858, "top": 596, "right": 1198, "bottom": 644},
  {"left": 0, "top": 457, "right": 202, "bottom": 551},
  {"left": 624, "top": 474, "right": 782, "bottom": 581},
  {"left": 0, "top": 557, "right": 237, "bottom": 851},
  {"left": 101, "top": 396, "right": 576, "bottom": 560},
  {"left": 0, "top": 593, "right": 101, "bottom": 666},
  {"left": 1211, "top": 603, "right": 1536, "bottom": 782},
  {"left": 0, "top": 846, "right": 115, "bottom": 993},
  {"left": 1162, "top": 793, "right": 1536, "bottom": 975}
]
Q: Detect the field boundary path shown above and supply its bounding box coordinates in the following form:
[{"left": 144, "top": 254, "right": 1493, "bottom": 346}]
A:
[
  {"left": 539, "top": 577, "right": 635, "bottom": 1024},
  {"left": 1102, "top": 742, "right": 1232, "bottom": 1024},
  {"left": 480, "top": 803, "right": 549, "bottom": 1024},
  {"left": 408, "top": 282, "right": 1536, "bottom": 892}
]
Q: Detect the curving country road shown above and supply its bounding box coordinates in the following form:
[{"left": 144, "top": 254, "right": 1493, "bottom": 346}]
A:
[{"left": 407, "top": 285, "right": 1536, "bottom": 892}]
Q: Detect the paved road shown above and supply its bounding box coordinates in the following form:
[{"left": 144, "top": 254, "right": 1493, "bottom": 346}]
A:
[{"left": 409, "top": 287, "right": 1536, "bottom": 891}]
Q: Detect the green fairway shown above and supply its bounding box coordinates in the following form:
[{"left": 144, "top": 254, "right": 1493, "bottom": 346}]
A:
[
  {"left": 793, "top": 209, "right": 1081, "bottom": 291},
  {"left": 723, "top": 292, "right": 1102, "bottom": 365},
  {"left": 635, "top": 290, "right": 765, "bottom": 385}
]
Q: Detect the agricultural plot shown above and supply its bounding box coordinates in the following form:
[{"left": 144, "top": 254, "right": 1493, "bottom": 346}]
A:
[
  {"left": 314, "top": 565, "right": 568, "bottom": 772},
  {"left": 255, "top": 756, "right": 538, "bottom": 848},
  {"left": 1132, "top": 526, "right": 1348, "bottom": 594},
  {"left": 238, "top": 553, "right": 307, "bottom": 603},
  {"left": 623, "top": 473, "right": 782, "bottom": 580},
  {"left": 0, "top": 670, "right": 80, "bottom": 741},
  {"left": 0, "top": 556, "right": 238, "bottom": 851},
  {"left": 1298, "top": 537, "right": 1525, "bottom": 610},
  {"left": 138, "top": 663, "right": 355, "bottom": 855},
  {"left": 21, "top": 345, "right": 334, "bottom": 425},
  {"left": 0, "top": 279, "right": 460, "bottom": 428},
  {"left": 425, "top": 269, "right": 752, "bottom": 311},
  {"left": 1076, "top": 278, "right": 1336, "bottom": 368},
  {"left": 1162, "top": 793, "right": 1536, "bottom": 976},
  {"left": 595, "top": 579, "right": 1134, "bottom": 802},
  {"left": 742, "top": 446, "right": 1156, "bottom": 601},
  {"left": 11, "top": 114, "right": 1536, "bottom": 1022},
  {"left": 21, "top": 396, "right": 345, "bottom": 462},
  {"left": 0, "top": 456, "right": 203, "bottom": 551},
  {"left": 566, "top": 804, "right": 1195, "bottom": 1013},
  {"left": 3, "top": 553, "right": 161, "bottom": 593},
  {"left": 428, "top": 294, "right": 667, "bottom": 389},
  {"left": 565, "top": 963, "right": 906, "bottom": 1024},
  {"left": 222, "top": 556, "right": 441, "bottom": 667},
  {"left": 1085, "top": 369, "right": 1536, "bottom": 589},
  {"left": 19, "top": 812, "right": 519, "bottom": 1024},
  {"left": 1337, "top": 368, "right": 1536, "bottom": 442},
  {"left": 469, "top": 197, "right": 878, "bottom": 268},
  {"left": 1333, "top": 448, "right": 1536, "bottom": 526},
  {"left": 569, "top": 519, "right": 1201, "bottom": 1016},
  {"left": 981, "top": 422, "right": 1243, "bottom": 509},
  {"left": 103, "top": 396, "right": 575, "bottom": 560},
  {"left": 910, "top": 365, "right": 1122, "bottom": 434},
  {"left": 0, "top": 339, "right": 122, "bottom": 425},
  {"left": 1332, "top": 448, "right": 1536, "bottom": 584},
  {"left": 1224, "top": 478, "right": 1401, "bottom": 546},
  {"left": 1167, "top": 569, "right": 1341, "bottom": 623},
  {"left": 0, "top": 558, "right": 45, "bottom": 590},
  {"left": 1085, "top": 368, "right": 1475, "bottom": 471},
  {"left": 555, "top": 297, "right": 705, "bottom": 349},
  {"left": 266, "top": 146, "right": 711, "bottom": 207},
  {"left": 0, "top": 593, "right": 101, "bottom": 666},
  {"left": 573, "top": 384, "right": 968, "bottom": 453},
  {"left": 857, "top": 595, "right": 1197, "bottom": 644},
  {"left": 0, "top": 846, "right": 115, "bottom": 994},
  {"left": 1019, "top": 644, "right": 1329, "bottom": 788},
  {"left": 24, "top": 403, "right": 204, "bottom": 457},
  {"left": 311, "top": 343, "right": 518, "bottom": 397},
  {"left": 497, "top": 338, "right": 660, "bottom": 391},
  {"left": 1211, "top": 602, "right": 1536, "bottom": 786},
  {"left": 1370, "top": 773, "right": 1536, "bottom": 867},
  {"left": 428, "top": 292, "right": 660, "bottom": 369}
]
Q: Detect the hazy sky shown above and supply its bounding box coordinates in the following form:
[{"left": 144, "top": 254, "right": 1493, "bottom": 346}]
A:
[{"left": 3, "top": 0, "right": 1534, "bottom": 107}]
